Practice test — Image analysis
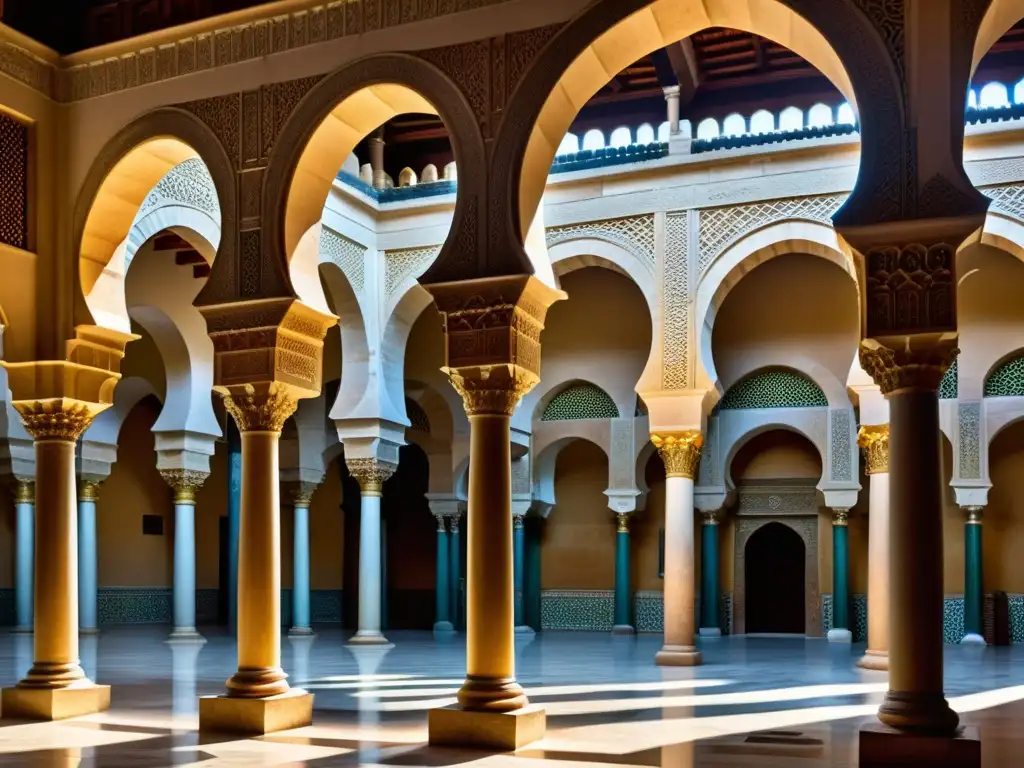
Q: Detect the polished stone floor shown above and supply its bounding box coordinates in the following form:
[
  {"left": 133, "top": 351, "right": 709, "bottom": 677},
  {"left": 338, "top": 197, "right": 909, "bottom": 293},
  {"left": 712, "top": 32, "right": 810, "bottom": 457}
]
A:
[{"left": 0, "top": 628, "right": 1023, "bottom": 765}]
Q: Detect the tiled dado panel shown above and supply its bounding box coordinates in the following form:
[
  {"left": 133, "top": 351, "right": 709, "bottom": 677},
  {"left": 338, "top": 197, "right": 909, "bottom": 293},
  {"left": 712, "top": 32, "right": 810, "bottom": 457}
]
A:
[{"left": 540, "top": 590, "right": 733, "bottom": 635}]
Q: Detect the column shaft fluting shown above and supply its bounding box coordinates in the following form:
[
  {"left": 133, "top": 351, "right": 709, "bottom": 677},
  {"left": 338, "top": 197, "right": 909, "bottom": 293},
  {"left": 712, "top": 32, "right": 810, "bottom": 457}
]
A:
[{"left": 14, "top": 481, "right": 34, "bottom": 633}]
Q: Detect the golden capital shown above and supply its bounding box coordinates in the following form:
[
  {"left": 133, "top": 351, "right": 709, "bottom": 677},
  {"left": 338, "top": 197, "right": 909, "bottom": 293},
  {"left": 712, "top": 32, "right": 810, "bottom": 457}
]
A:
[
  {"left": 652, "top": 431, "right": 703, "bottom": 479},
  {"left": 964, "top": 506, "right": 984, "bottom": 525},
  {"left": 857, "top": 424, "right": 890, "bottom": 475},
  {"left": 13, "top": 479, "right": 33, "bottom": 504},
  {"left": 218, "top": 381, "right": 299, "bottom": 434},
  {"left": 858, "top": 337, "right": 958, "bottom": 396},
  {"left": 832, "top": 508, "right": 850, "bottom": 527},
  {"left": 79, "top": 479, "right": 101, "bottom": 502},
  {"left": 17, "top": 399, "right": 102, "bottom": 442},
  {"left": 347, "top": 458, "right": 396, "bottom": 495},
  {"left": 291, "top": 481, "right": 319, "bottom": 507},
  {"left": 160, "top": 470, "right": 209, "bottom": 505},
  {"left": 702, "top": 509, "right": 722, "bottom": 526},
  {"left": 513, "top": 513, "right": 525, "bottom": 530},
  {"left": 616, "top": 513, "right": 629, "bottom": 533},
  {"left": 435, "top": 513, "right": 447, "bottom": 532},
  {"left": 446, "top": 363, "right": 538, "bottom": 417}
]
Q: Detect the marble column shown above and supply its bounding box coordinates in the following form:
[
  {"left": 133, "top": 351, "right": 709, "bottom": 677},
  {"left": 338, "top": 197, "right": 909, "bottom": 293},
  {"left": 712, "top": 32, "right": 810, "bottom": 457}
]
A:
[
  {"left": 613, "top": 513, "right": 634, "bottom": 634},
  {"left": 513, "top": 513, "right": 534, "bottom": 634},
  {"left": 347, "top": 459, "right": 395, "bottom": 646},
  {"left": 828, "top": 508, "right": 852, "bottom": 643},
  {"left": 434, "top": 514, "right": 453, "bottom": 633},
  {"left": 13, "top": 479, "right": 34, "bottom": 633},
  {"left": 289, "top": 483, "right": 317, "bottom": 637},
  {"left": 163, "top": 470, "right": 209, "bottom": 642},
  {"left": 449, "top": 509, "right": 462, "bottom": 630},
  {"left": 699, "top": 510, "right": 721, "bottom": 638},
  {"left": 2, "top": 398, "right": 113, "bottom": 719},
  {"left": 370, "top": 127, "right": 386, "bottom": 189},
  {"left": 226, "top": 418, "right": 241, "bottom": 634},
  {"left": 857, "top": 424, "right": 890, "bottom": 670},
  {"left": 961, "top": 506, "right": 985, "bottom": 645},
  {"left": 664, "top": 85, "right": 681, "bottom": 134},
  {"left": 198, "top": 385, "right": 313, "bottom": 732},
  {"left": 77, "top": 480, "right": 101, "bottom": 635},
  {"left": 859, "top": 342, "right": 958, "bottom": 734},
  {"left": 653, "top": 432, "right": 703, "bottom": 667}
]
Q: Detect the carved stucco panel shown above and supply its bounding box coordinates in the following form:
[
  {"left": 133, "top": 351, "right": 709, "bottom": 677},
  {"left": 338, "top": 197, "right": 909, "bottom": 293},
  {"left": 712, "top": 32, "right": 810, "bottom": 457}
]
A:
[
  {"left": 545, "top": 214, "right": 655, "bottom": 270},
  {"left": 320, "top": 228, "right": 366, "bottom": 294},
  {"left": 829, "top": 409, "right": 853, "bottom": 483},
  {"left": 609, "top": 417, "right": 634, "bottom": 490},
  {"left": 662, "top": 212, "right": 688, "bottom": 390},
  {"left": 384, "top": 246, "right": 440, "bottom": 299},
  {"left": 957, "top": 401, "right": 982, "bottom": 480}
]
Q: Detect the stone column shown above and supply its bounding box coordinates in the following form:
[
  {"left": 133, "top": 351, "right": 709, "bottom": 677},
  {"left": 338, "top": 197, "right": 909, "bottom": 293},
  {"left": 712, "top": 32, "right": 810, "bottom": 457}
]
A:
[
  {"left": 289, "top": 483, "right": 318, "bottom": 637},
  {"left": 961, "top": 506, "right": 985, "bottom": 645},
  {"left": 513, "top": 512, "right": 534, "bottom": 635},
  {"left": 858, "top": 424, "right": 890, "bottom": 670},
  {"left": 828, "top": 508, "right": 852, "bottom": 643},
  {"left": 162, "top": 470, "right": 208, "bottom": 642},
  {"left": 449, "top": 508, "right": 462, "bottom": 630},
  {"left": 198, "top": 383, "right": 314, "bottom": 733},
  {"left": 424, "top": 274, "right": 557, "bottom": 750},
  {"left": 13, "top": 479, "right": 34, "bottom": 633},
  {"left": 226, "top": 418, "right": 241, "bottom": 634},
  {"left": 653, "top": 432, "right": 703, "bottom": 667},
  {"left": 77, "top": 479, "right": 101, "bottom": 635},
  {"left": 859, "top": 340, "right": 959, "bottom": 734},
  {"left": 613, "top": 513, "right": 634, "bottom": 634},
  {"left": 347, "top": 459, "right": 395, "bottom": 646},
  {"left": 2, "top": 396, "right": 115, "bottom": 719},
  {"left": 699, "top": 510, "right": 721, "bottom": 638},
  {"left": 664, "top": 85, "right": 681, "bottom": 134},
  {"left": 370, "top": 127, "right": 386, "bottom": 190},
  {"left": 434, "top": 514, "right": 453, "bottom": 633}
]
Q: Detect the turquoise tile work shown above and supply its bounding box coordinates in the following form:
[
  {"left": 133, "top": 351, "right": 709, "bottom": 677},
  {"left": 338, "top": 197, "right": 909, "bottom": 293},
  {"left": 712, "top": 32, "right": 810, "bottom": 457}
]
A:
[
  {"left": 311, "top": 590, "right": 343, "bottom": 624},
  {"left": 821, "top": 594, "right": 866, "bottom": 642},
  {"left": 541, "top": 590, "right": 614, "bottom": 631},
  {"left": 1010, "top": 595, "right": 1024, "bottom": 643},
  {"left": 944, "top": 597, "right": 966, "bottom": 644},
  {"left": 98, "top": 588, "right": 172, "bottom": 625},
  {"left": 634, "top": 591, "right": 663, "bottom": 632}
]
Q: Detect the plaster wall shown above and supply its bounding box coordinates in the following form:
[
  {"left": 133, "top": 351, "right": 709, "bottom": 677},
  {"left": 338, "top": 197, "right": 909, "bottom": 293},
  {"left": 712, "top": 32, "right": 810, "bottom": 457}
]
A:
[
  {"left": 978, "top": 420, "right": 1024, "bottom": 593},
  {"left": 194, "top": 434, "right": 227, "bottom": 590}
]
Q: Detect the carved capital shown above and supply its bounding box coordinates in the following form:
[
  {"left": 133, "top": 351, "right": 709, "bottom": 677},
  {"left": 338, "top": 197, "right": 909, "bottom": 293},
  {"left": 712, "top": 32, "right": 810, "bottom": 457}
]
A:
[
  {"left": 832, "top": 508, "right": 850, "bottom": 527},
  {"left": 218, "top": 381, "right": 299, "bottom": 433},
  {"left": 701, "top": 509, "right": 722, "bottom": 526},
  {"left": 347, "top": 458, "right": 396, "bottom": 495},
  {"left": 447, "top": 364, "right": 538, "bottom": 416},
  {"left": 858, "top": 424, "right": 890, "bottom": 475},
  {"left": 78, "top": 479, "right": 102, "bottom": 502},
  {"left": 13, "top": 479, "right": 33, "bottom": 504},
  {"left": 861, "top": 242, "right": 956, "bottom": 339},
  {"left": 963, "top": 506, "right": 984, "bottom": 525},
  {"left": 652, "top": 431, "right": 703, "bottom": 479},
  {"left": 616, "top": 513, "right": 629, "bottom": 533},
  {"left": 858, "top": 337, "right": 958, "bottom": 396},
  {"left": 160, "top": 469, "right": 210, "bottom": 505},
  {"left": 291, "top": 481, "right": 319, "bottom": 507},
  {"left": 435, "top": 513, "right": 447, "bottom": 532},
  {"left": 513, "top": 513, "right": 525, "bottom": 530}
]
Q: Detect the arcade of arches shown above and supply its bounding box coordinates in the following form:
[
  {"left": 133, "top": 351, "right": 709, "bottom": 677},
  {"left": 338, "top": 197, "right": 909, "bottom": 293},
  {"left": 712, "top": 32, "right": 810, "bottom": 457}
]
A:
[{"left": 5, "top": 0, "right": 1024, "bottom": 765}]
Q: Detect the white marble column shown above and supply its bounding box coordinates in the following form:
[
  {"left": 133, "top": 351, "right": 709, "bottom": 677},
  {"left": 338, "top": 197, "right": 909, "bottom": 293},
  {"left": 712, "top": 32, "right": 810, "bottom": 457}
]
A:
[
  {"left": 161, "top": 470, "right": 209, "bottom": 642},
  {"left": 13, "top": 479, "right": 34, "bottom": 633},
  {"left": 347, "top": 459, "right": 395, "bottom": 647}
]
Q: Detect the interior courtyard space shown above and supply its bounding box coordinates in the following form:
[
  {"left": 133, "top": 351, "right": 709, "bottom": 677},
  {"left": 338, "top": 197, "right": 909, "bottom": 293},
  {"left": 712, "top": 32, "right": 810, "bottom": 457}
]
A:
[{"left": 0, "top": 629, "right": 1021, "bottom": 766}]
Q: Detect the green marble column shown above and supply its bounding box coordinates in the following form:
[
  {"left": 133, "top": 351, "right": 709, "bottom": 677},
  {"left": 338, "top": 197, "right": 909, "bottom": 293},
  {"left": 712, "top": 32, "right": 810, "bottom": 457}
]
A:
[
  {"left": 449, "top": 510, "right": 462, "bottom": 630},
  {"left": 699, "top": 510, "right": 720, "bottom": 637},
  {"left": 962, "top": 507, "right": 985, "bottom": 644},
  {"left": 828, "top": 509, "right": 852, "bottom": 643},
  {"left": 613, "top": 513, "right": 634, "bottom": 634},
  {"left": 524, "top": 515, "right": 542, "bottom": 631},
  {"left": 514, "top": 514, "right": 533, "bottom": 634},
  {"left": 434, "top": 514, "right": 453, "bottom": 632}
]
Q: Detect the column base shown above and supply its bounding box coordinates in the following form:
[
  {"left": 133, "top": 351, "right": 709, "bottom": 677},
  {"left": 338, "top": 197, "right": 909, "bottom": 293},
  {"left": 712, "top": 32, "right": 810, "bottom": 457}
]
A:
[
  {"left": 857, "top": 650, "right": 889, "bottom": 671},
  {"left": 2, "top": 682, "right": 110, "bottom": 720},
  {"left": 288, "top": 627, "right": 315, "bottom": 638},
  {"left": 655, "top": 644, "right": 703, "bottom": 667},
  {"left": 79, "top": 628, "right": 100, "bottom": 636},
  {"left": 198, "top": 689, "right": 313, "bottom": 735},
  {"left": 514, "top": 625, "right": 535, "bottom": 636},
  {"left": 166, "top": 628, "right": 206, "bottom": 643},
  {"left": 698, "top": 627, "right": 722, "bottom": 638},
  {"left": 433, "top": 621, "right": 455, "bottom": 634},
  {"left": 859, "top": 721, "right": 979, "bottom": 767},
  {"left": 960, "top": 633, "right": 985, "bottom": 645},
  {"left": 347, "top": 631, "right": 393, "bottom": 648},
  {"left": 828, "top": 628, "right": 853, "bottom": 643},
  {"left": 878, "top": 691, "right": 960, "bottom": 734},
  {"left": 428, "top": 703, "right": 546, "bottom": 750},
  {"left": 612, "top": 624, "right": 636, "bottom": 636}
]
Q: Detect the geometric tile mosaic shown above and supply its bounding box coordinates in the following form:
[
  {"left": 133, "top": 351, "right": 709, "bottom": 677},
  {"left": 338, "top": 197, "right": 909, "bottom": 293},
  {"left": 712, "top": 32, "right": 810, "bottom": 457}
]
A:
[
  {"left": 821, "top": 593, "right": 867, "bottom": 642},
  {"left": 984, "top": 355, "right": 1024, "bottom": 397},
  {"left": 542, "top": 383, "right": 620, "bottom": 421},
  {"left": 542, "top": 590, "right": 732, "bottom": 635},
  {"left": 719, "top": 369, "right": 828, "bottom": 410}
]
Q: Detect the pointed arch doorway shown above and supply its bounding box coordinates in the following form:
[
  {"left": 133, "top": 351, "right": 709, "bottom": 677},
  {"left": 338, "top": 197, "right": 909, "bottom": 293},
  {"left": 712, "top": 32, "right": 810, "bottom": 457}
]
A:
[{"left": 745, "top": 522, "right": 805, "bottom": 633}]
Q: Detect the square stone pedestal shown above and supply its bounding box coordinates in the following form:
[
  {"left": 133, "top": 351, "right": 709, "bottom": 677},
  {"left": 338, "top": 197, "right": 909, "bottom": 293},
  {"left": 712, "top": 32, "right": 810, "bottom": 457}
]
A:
[
  {"left": 428, "top": 704, "right": 546, "bottom": 750},
  {"left": 859, "top": 722, "right": 980, "bottom": 766},
  {"left": 199, "top": 689, "right": 313, "bottom": 735},
  {"left": 2, "top": 683, "right": 111, "bottom": 720}
]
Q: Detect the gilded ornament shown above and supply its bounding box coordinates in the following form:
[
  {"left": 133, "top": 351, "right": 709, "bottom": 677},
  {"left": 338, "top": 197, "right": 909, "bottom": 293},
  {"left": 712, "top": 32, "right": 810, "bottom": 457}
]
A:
[
  {"left": 291, "top": 481, "right": 319, "bottom": 507},
  {"left": 78, "top": 480, "right": 101, "bottom": 502},
  {"left": 857, "top": 424, "right": 890, "bottom": 475},
  {"left": 964, "top": 506, "right": 984, "bottom": 525},
  {"left": 858, "top": 338, "right": 959, "bottom": 396},
  {"left": 219, "top": 382, "right": 299, "bottom": 433},
  {"left": 347, "top": 458, "right": 396, "bottom": 495},
  {"left": 17, "top": 400, "right": 97, "bottom": 442},
  {"left": 159, "top": 470, "right": 210, "bottom": 505},
  {"left": 702, "top": 509, "right": 721, "bottom": 526},
  {"left": 652, "top": 431, "right": 703, "bottom": 479},
  {"left": 435, "top": 513, "right": 447, "bottom": 532},
  {"left": 513, "top": 513, "right": 525, "bottom": 530},
  {"left": 616, "top": 513, "right": 629, "bottom": 533},
  {"left": 832, "top": 508, "right": 850, "bottom": 527},
  {"left": 13, "top": 479, "right": 33, "bottom": 504},
  {"left": 446, "top": 364, "right": 539, "bottom": 416}
]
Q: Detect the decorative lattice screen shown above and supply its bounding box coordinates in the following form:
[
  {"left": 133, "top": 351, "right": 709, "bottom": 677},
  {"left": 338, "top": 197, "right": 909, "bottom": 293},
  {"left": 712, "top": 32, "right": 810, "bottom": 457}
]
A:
[
  {"left": 985, "top": 356, "right": 1024, "bottom": 398},
  {"left": 719, "top": 370, "right": 827, "bottom": 410},
  {"left": 406, "top": 398, "right": 431, "bottom": 432},
  {"left": 542, "top": 383, "right": 619, "bottom": 421},
  {"left": 940, "top": 359, "right": 958, "bottom": 400}
]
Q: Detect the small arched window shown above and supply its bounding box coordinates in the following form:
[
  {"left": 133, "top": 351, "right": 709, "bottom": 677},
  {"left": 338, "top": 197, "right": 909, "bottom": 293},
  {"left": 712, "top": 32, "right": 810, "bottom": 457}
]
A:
[
  {"left": 657, "top": 121, "right": 671, "bottom": 142},
  {"left": 556, "top": 133, "right": 580, "bottom": 156},
  {"left": 968, "top": 88, "right": 978, "bottom": 109},
  {"left": 836, "top": 102, "right": 856, "bottom": 125},
  {"left": 1014, "top": 79, "right": 1024, "bottom": 105},
  {"left": 807, "top": 103, "right": 834, "bottom": 128},
  {"left": 749, "top": 110, "right": 775, "bottom": 134},
  {"left": 696, "top": 118, "right": 720, "bottom": 140},
  {"left": 636, "top": 123, "right": 656, "bottom": 145},
  {"left": 722, "top": 113, "right": 746, "bottom": 137},
  {"left": 582, "top": 129, "right": 606, "bottom": 151},
  {"left": 779, "top": 106, "right": 804, "bottom": 132},
  {"left": 979, "top": 82, "right": 1009, "bottom": 109},
  {"left": 609, "top": 126, "right": 633, "bottom": 148}
]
